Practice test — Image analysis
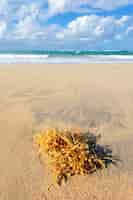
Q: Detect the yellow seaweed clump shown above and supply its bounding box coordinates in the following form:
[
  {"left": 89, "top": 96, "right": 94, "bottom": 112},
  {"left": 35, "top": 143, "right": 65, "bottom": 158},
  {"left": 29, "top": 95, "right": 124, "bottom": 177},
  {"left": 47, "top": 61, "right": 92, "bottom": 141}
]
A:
[{"left": 34, "top": 128, "right": 117, "bottom": 185}]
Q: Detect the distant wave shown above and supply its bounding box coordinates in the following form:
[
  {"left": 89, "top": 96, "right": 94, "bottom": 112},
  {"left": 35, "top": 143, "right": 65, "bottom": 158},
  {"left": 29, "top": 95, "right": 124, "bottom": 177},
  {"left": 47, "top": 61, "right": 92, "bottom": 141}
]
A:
[{"left": 0, "top": 51, "right": 133, "bottom": 64}]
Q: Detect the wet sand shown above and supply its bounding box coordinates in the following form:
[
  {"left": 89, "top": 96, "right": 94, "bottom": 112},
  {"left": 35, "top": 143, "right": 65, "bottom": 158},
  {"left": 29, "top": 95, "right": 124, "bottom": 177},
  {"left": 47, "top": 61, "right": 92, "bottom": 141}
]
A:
[{"left": 0, "top": 64, "right": 133, "bottom": 200}]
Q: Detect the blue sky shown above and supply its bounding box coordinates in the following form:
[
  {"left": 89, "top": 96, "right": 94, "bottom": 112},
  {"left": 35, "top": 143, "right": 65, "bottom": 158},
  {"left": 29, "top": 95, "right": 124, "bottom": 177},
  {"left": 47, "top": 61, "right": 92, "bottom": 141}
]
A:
[{"left": 0, "top": 0, "right": 133, "bottom": 50}]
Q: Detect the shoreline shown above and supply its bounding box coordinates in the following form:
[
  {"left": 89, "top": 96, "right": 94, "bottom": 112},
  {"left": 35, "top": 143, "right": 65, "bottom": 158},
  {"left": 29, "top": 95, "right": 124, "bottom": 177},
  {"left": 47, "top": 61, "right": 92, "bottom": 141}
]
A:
[{"left": 0, "top": 54, "right": 133, "bottom": 64}]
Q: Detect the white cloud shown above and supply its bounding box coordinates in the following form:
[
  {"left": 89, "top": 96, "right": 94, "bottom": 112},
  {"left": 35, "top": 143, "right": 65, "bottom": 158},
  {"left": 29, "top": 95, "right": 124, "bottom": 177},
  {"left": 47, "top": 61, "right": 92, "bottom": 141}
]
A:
[
  {"left": 47, "top": 0, "right": 133, "bottom": 15},
  {"left": 16, "top": 3, "right": 40, "bottom": 20},
  {"left": 0, "top": 0, "right": 7, "bottom": 13},
  {"left": 13, "top": 16, "right": 37, "bottom": 39},
  {"left": 116, "top": 16, "right": 131, "bottom": 26},
  {"left": 0, "top": 1, "right": 62, "bottom": 40},
  {"left": 56, "top": 15, "right": 133, "bottom": 43},
  {"left": 47, "top": 0, "right": 80, "bottom": 18},
  {"left": 91, "top": 0, "right": 133, "bottom": 10},
  {"left": 11, "top": 16, "right": 60, "bottom": 40},
  {"left": 48, "top": 0, "right": 67, "bottom": 14},
  {"left": 11, "top": 3, "right": 45, "bottom": 40},
  {"left": 0, "top": 21, "right": 7, "bottom": 38},
  {"left": 126, "top": 26, "right": 133, "bottom": 35},
  {"left": 0, "top": 0, "right": 133, "bottom": 50}
]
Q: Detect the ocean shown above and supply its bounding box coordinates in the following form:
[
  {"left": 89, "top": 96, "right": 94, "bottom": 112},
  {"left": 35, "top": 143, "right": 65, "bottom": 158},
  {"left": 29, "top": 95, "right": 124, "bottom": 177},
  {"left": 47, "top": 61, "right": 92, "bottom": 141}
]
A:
[{"left": 0, "top": 50, "right": 133, "bottom": 64}]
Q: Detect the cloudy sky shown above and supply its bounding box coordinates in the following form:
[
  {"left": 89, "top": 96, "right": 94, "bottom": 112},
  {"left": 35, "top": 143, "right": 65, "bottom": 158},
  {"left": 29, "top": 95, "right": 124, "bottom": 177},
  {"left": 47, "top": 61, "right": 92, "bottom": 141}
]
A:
[{"left": 0, "top": 0, "right": 133, "bottom": 50}]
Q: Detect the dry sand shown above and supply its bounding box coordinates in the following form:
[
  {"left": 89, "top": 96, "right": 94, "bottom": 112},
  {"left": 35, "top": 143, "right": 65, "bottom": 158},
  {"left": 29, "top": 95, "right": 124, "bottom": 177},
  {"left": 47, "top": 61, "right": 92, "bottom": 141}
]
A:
[{"left": 0, "top": 64, "right": 133, "bottom": 200}]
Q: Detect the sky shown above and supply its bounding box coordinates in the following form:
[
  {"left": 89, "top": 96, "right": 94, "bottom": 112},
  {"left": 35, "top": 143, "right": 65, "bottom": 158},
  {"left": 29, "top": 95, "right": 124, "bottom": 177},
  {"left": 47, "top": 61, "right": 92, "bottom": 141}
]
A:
[{"left": 0, "top": 0, "right": 133, "bottom": 50}]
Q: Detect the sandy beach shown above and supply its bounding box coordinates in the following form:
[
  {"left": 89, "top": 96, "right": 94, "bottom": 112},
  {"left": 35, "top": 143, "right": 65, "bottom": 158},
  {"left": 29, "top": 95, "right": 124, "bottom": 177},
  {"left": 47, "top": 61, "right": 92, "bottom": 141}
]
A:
[{"left": 0, "top": 64, "right": 133, "bottom": 200}]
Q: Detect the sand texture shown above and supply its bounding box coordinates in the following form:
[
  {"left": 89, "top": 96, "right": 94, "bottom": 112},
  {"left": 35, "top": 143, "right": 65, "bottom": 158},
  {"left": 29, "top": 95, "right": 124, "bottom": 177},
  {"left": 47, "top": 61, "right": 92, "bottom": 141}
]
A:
[{"left": 0, "top": 64, "right": 133, "bottom": 200}]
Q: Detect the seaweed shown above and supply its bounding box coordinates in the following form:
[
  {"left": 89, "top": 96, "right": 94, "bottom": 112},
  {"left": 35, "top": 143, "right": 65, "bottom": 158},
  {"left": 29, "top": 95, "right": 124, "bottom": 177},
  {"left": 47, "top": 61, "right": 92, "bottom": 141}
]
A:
[{"left": 34, "top": 128, "right": 118, "bottom": 186}]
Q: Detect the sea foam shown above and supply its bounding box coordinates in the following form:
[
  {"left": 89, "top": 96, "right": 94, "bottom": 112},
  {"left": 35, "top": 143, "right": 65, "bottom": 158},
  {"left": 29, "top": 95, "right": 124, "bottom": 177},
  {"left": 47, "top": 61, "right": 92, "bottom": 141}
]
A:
[{"left": 0, "top": 53, "right": 133, "bottom": 64}]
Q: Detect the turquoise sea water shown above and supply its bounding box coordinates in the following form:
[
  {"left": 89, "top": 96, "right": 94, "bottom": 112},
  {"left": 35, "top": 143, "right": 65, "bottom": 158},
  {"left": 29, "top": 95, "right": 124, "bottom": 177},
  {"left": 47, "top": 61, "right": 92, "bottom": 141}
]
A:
[
  {"left": 0, "top": 50, "right": 133, "bottom": 55},
  {"left": 0, "top": 50, "right": 133, "bottom": 63}
]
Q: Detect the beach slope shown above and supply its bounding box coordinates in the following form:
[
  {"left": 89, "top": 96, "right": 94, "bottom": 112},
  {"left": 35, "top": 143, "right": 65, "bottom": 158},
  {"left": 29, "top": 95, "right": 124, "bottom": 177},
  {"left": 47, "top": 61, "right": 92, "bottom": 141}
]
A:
[{"left": 0, "top": 64, "right": 133, "bottom": 200}]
